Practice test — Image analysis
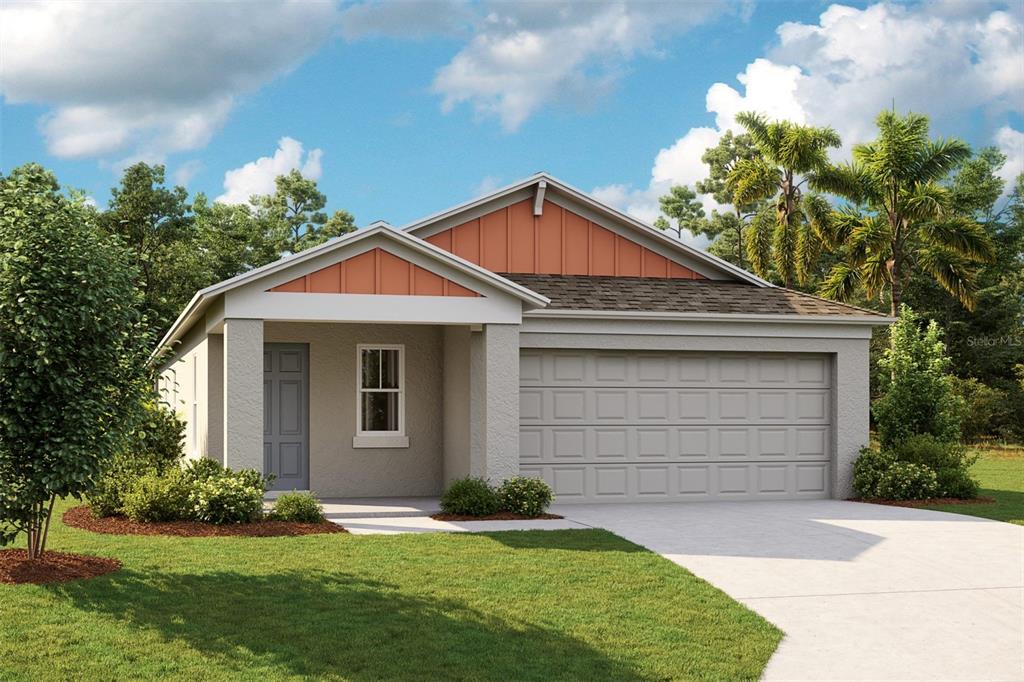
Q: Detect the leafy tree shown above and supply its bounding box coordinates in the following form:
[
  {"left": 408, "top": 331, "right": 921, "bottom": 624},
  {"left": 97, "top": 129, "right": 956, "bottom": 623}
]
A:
[
  {"left": 192, "top": 194, "right": 281, "bottom": 283},
  {"left": 817, "top": 111, "right": 995, "bottom": 317},
  {"left": 873, "top": 306, "right": 963, "bottom": 448},
  {"left": 728, "top": 112, "right": 840, "bottom": 288},
  {"left": 99, "top": 163, "right": 203, "bottom": 338},
  {"left": 656, "top": 185, "right": 705, "bottom": 240},
  {"left": 253, "top": 170, "right": 355, "bottom": 253},
  {"left": 0, "top": 164, "right": 149, "bottom": 559},
  {"left": 696, "top": 131, "right": 762, "bottom": 266}
]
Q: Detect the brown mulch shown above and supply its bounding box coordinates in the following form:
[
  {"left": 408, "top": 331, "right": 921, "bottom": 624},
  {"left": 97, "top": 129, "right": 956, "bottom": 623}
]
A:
[
  {"left": 851, "top": 496, "right": 997, "bottom": 508},
  {"left": 431, "top": 512, "right": 564, "bottom": 521},
  {"left": 0, "top": 549, "right": 121, "bottom": 585},
  {"left": 63, "top": 505, "right": 347, "bottom": 537}
]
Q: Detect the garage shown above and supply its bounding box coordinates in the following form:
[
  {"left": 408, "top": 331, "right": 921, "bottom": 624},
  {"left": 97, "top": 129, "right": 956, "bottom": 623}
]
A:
[{"left": 518, "top": 349, "right": 833, "bottom": 502}]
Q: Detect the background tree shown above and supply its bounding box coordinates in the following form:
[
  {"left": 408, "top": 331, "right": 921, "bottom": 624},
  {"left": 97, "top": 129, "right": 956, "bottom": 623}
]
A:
[
  {"left": 696, "top": 131, "right": 762, "bottom": 266},
  {"left": 818, "top": 111, "right": 995, "bottom": 317},
  {"left": 253, "top": 170, "right": 355, "bottom": 253},
  {"left": 656, "top": 185, "right": 705, "bottom": 240},
  {"left": 0, "top": 164, "right": 149, "bottom": 559},
  {"left": 728, "top": 112, "right": 840, "bottom": 288},
  {"left": 99, "top": 163, "right": 203, "bottom": 338}
]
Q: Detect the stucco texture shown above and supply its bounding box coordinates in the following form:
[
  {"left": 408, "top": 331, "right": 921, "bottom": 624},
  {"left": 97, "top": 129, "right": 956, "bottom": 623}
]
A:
[{"left": 264, "top": 322, "right": 445, "bottom": 497}]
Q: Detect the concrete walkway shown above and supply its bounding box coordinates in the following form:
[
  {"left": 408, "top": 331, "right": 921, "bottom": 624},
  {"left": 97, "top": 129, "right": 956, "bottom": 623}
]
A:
[{"left": 554, "top": 500, "right": 1024, "bottom": 682}]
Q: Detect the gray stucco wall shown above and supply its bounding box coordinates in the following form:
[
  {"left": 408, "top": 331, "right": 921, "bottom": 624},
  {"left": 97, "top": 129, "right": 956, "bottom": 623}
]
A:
[
  {"left": 264, "top": 321, "right": 444, "bottom": 497},
  {"left": 157, "top": 322, "right": 207, "bottom": 463}
]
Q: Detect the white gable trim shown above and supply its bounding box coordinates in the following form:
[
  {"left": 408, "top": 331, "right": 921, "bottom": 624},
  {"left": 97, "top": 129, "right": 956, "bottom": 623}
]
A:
[{"left": 403, "top": 172, "right": 770, "bottom": 287}]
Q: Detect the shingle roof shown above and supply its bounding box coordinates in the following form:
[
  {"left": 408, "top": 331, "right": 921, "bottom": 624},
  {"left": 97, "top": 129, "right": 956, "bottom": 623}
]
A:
[{"left": 503, "top": 274, "right": 887, "bottom": 318}]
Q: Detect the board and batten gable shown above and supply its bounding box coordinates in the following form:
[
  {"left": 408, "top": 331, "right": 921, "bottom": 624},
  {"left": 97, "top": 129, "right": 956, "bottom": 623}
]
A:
[{"left": 419, "top": 198, "right": 707, "bottom": 279}]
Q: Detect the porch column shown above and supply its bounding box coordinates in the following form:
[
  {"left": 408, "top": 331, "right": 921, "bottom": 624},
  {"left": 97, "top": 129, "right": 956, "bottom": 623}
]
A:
[
  {"left": 469, "top": 323, "right": 520, "bottom": 483},
  {"left": 206, "top": 333, "right": 224, "bottom": 464},
  {"left": 833, "top": 340, "right": 870, "bottom": 499},
  {"left": 222, "top": 318, "right": 263, "bottom": 472}
]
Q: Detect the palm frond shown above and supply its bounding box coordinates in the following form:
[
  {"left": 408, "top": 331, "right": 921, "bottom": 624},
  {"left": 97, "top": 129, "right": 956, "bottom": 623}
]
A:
[
  {"left": 728, "top": 158, "right": 779, "bottom": 206},
  {"left": 901, "top": 181, "right": 948, "bottom": 221},
  {"left": 772, "top": 210, "right": 799, "bottom": 287},
  {"left": 809, "top": 162, "right": 874, "bottom": 203},
  {"left": 795, "top": 218, "right": 823, "bottom": 286},
  {"left": 860, "top": 251, "right": 890, "bottom": 301},
  {"left": 802, "top": 194, "right": 837, "bottom": 248},
  {"left": 744, "top": 207, "right": 774, "bottom": 280},
  {"left": 735, "top": 112, "right": 774, "bottom": 154},
  {"left": 918, "top": 215, "right": 997, "bottom": 263},
  {"left": 846, "top": 213, "right": 891, "bottom": 265},
  {"left": 916, "top": 246, "right": 981, "bottom": 310},
  {"left": 818, "top": 262, "right": 862, "bottom": 302},
  {"left": 918, "top": 138, "right": 972, "bottom": 184}
]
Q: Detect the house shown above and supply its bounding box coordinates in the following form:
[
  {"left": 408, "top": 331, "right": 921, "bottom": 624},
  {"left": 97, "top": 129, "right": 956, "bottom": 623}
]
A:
[{"left": 157, "top": 173, "right": 891, "bottom": 502}]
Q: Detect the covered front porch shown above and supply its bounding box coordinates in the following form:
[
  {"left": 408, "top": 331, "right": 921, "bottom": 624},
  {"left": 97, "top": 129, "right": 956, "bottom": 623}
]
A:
[{"left": 215, "top": 319, "right": 521, "bottom": 497}]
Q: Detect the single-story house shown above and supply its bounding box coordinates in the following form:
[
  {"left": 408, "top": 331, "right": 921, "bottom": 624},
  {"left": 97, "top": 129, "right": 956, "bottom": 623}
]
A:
[{"left": 157, "top": 173, "right": 891, "bottom": 502}]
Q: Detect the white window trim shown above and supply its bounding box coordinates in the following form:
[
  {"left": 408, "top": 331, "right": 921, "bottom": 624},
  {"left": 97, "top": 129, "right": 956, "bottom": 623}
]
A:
[{"left": 353, "top": 343, "right": 409, "bottom": 449}]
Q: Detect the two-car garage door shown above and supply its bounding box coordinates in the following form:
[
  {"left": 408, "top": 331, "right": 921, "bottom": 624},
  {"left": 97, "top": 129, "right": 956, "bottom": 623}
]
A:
[{"left": 519, "top": 350, "right": 833, "bottom": 502}]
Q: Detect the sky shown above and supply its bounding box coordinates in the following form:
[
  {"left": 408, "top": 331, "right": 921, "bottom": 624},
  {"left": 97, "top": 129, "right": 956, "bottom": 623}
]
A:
[{"left": 1, "top": 0, "right": 1022, "bottom": 244}]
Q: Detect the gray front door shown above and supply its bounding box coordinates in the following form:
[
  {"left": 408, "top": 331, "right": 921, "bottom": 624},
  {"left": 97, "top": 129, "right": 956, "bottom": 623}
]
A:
[{"left": 263, "top": 343, "right": 310, "bottom": 491}]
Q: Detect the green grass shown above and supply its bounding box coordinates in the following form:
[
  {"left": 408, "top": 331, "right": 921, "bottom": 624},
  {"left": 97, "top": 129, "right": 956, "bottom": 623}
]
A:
[
  {"left": 922, "top": 444, "right": 1024, "bottom": 525},
  {"left": 0, "top": 500, "right": 780, "bottom": 681}
]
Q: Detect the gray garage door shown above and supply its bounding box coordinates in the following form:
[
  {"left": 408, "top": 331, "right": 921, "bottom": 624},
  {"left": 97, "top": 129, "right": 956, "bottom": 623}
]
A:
[{"left": 519, "top": 350, "right": 833, "bottom": 502}]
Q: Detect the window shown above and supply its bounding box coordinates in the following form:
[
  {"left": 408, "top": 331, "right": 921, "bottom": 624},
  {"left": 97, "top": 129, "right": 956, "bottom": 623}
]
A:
[{"left": 355, "top": 345, "right": 407, "bottom": 447}]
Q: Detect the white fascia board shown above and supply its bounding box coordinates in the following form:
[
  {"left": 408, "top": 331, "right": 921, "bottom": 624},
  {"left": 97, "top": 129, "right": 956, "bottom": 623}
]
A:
[
  {"left": 401, "top": 172, "right": 547, "bottom": 233},
  {"left": 526, "top": 308, "right": 895, "bottom": 326}
]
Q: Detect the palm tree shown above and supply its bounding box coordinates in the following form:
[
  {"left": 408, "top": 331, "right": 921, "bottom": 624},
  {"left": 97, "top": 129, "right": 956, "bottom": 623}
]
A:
[
  {"left": 817, "top": 111, "right": 996, "bottom": 317},
  {"left": 728, "top": 112, "right": 841, "bottom": 288}
]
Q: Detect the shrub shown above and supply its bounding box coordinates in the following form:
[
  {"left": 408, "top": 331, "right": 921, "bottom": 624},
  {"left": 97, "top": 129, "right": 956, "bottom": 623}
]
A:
[
  {"left": 269, "top": 492, "right": 324, "bottom": 523},
  {"left": 137, "top": 401, "right": 186, "bottom": 471},
  {"left": 951, "top": 377, "right": 1006, "bottom": 442},
  {"left": 874, "top": 462, "right": 939, "bottom": 501},
  {"left": 181, "top": 457, "right": 225, "bottom": 484},
  {"left": 852, "top": 448, "right": 895, "bottom": 499},
  {"left": 873, "top": 306, "right": 963, "bottom": 448},
  {"left": 440, "top": 477, "right": 501, "bottom": 517},
  {"left": 191, "top": 470, "right": 266, "bottom": 524},
  {"left": 497, "top": 477, "right": 554, "bottom": 517},
  {"left": 121, "top": 469, "right": 192, "bottom": 522},
  {"left": 890, "top": 435, "right": 979, "bottom": 499}
]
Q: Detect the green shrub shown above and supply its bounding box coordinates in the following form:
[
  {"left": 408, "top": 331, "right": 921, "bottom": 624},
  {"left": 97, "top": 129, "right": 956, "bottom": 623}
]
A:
[
  {"left": 951, "top": 377, "right": 1007, "bottom": 442},
  {"left": 873, "top": 306, "right": 963, "bottom": 448},
  {"left": 90, "top": 400, "right": 186, "bottom": 517},
  {"left": 852, "top": 448, "right": 896, "bottom": 499},
  {"left": 889, "top": 435, "right": 979, "bottom": 498},
  {"left": 269, "top": 492, "right": 324, "bottom": 523},
  {"left": 874, "top": 462, "right": 939, "bottom": 501},
  {"left": 190, "top": 470, "right": 266, "bottom": 524},
  {"left": 182, "top": 458, "right": 225, "bottom": 484},
  {"left": 440, "top": 477, "right": 501, "bottom": 517},
  {"left": 121, "top": 469, "right": 192, "bottom": 522},
  {"left": 497, "top": 477, "right": 554, "bottom": 517}
]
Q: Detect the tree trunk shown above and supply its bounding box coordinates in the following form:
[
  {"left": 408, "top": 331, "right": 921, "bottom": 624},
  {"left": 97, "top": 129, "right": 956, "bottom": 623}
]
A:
[
  {"left": 25, "top": 496, "right": 56, "bottom": 560},
  {"left": 734, "top": 207, "right": 744, "bottom": 268}
]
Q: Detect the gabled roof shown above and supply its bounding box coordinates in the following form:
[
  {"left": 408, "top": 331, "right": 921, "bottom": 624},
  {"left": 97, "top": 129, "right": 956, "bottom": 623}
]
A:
[
  {"left": 154, "top": 225, "right": 550, "bottom": 358},
  {"left": 402, "top": 172, "right": 771, "bottom": 287}
]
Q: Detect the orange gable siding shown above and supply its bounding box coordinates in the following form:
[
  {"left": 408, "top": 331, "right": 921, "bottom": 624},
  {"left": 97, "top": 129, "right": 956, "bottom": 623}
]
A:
[
  {"left": 268, "top": 248, "right": 480, "bottom": 297},
  {"left": 426, "top": 198, "right": 705, "bottom": 279}
]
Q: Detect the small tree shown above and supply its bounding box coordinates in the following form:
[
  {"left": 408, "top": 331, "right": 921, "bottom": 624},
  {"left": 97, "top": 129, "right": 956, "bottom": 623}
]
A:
[
  {"left": 873, "top": 306, "right": 963, "bottom": 448},
  {"left": 0, "top": 164, "right": 149, "bottom": 559},
  {"left": 656, "top": 185, "right": 705, "bottom": 240}
]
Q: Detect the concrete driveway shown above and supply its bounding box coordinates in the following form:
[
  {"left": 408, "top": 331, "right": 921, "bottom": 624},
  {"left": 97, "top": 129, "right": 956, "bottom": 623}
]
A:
[{"left": 555, "top": 500, "right": 1024, "bottom": 682}]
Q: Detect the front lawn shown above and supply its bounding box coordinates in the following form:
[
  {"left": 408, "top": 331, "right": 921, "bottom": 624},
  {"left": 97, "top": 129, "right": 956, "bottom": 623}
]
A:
[
  {"left": 0, "top": 500, "right": 780, "bottom": 681},
  {"left": 921, "top": 444, "right": 1024, "bottom": 525}
]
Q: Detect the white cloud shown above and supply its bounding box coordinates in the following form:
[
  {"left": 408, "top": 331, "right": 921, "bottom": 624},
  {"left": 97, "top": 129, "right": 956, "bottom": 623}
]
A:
[
  {"left": 431, "top": 1, "right": 728, "bottom": 131},
  {"left": 0, "top": 1, "right": 338, "bottom": 161},
  {"left": 171, "top": 160, "right": 205, "bottom": 188},
  {"left": 995, "top": 126, "right": 1024, "bottom": 190},
  {"left": 473, "top": 175, "right": 504, "bottom": 196},
  {"left": 216, "top": 138, "right": 324, "bottom": 205},
  {"left": 339, "top": 0, "right": 474, "bottom": 40},
  {"left": 596, "top": 2, "right": 1024, "bottom": 236}
]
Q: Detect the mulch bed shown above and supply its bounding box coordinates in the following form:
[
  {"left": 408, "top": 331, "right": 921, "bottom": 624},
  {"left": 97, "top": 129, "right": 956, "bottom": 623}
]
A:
[
  {"left": 851, "top": 496, "right": 997, "bottom": 508},
  {"left": 0, "top": 549, "right": 121, "bottom": 585},
  {"left": 63, "top": 505, "right": 347, "bottom": 537},
  {"left": 431, "top": 512, "right": 563, "bottom": 521}
]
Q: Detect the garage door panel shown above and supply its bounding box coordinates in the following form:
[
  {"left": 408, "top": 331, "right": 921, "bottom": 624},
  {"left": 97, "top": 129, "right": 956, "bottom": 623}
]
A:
[
  {"left": 522, "top": 462, "right": 833, "bottom": 501},
  {"left": 520, "top": 350, "right": 833, "bottom": 502},
  {"left": 519, "top": 351, "right": 831, "bottom": 389},
  {"left": 520, "top": 387, "right": 830, "bottom": 425}
]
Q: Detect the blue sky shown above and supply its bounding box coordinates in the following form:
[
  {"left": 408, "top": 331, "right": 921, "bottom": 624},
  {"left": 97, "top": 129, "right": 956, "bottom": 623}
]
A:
[{"left": 2, "top": 1, "right": 1022, "bottom": 235}]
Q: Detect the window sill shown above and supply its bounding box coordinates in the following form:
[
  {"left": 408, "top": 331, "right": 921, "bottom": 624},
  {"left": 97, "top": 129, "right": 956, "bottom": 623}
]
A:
[{"left": 352, "top": 435, "right": 410, "bottom": 449}]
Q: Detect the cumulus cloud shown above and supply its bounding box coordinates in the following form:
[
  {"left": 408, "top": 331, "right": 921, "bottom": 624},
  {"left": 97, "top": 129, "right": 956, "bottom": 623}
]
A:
[
  {"left": 216, "top": 138, "right": 324, "bottom": 205},
  {"left": 596, "top": 2, "right": 1024, "bottom": 236},
  {"left": 0, "top": 1, "right": 338, "bottom": 161},
  {"left": 431, "top": 1, "right": 728, "bottom": 131},
  {"left": 995, "top": 126, "right": 1024, "bottom": 190}
]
